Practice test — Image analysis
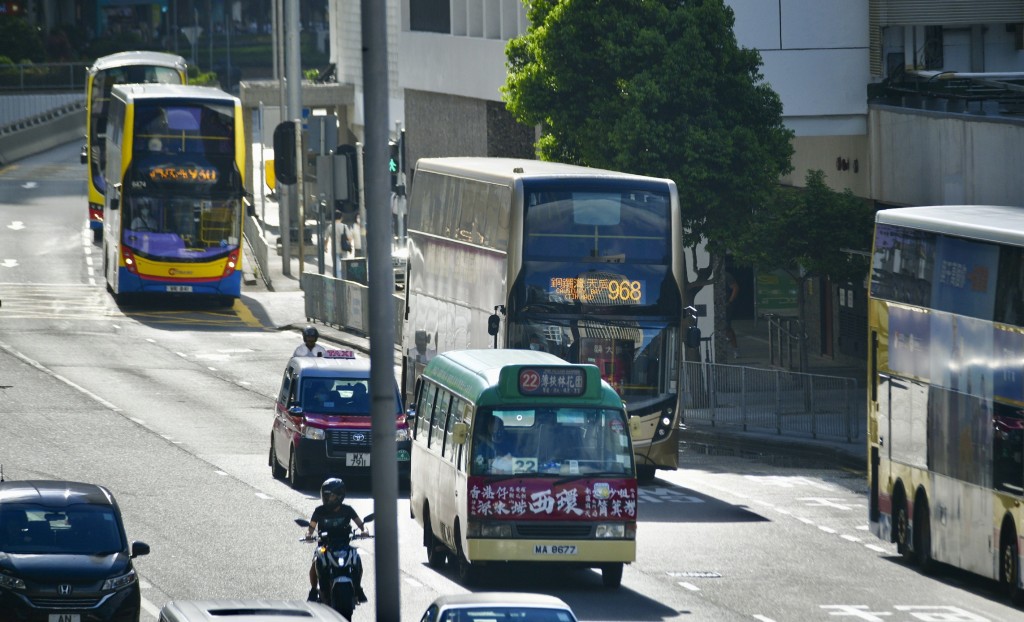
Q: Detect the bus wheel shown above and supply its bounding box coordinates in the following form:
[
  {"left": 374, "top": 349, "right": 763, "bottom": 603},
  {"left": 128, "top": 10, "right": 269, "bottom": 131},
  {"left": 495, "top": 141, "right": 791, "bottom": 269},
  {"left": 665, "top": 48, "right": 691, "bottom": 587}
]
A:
[
  {"left": 914, "top": 499, "right": 934, "bottom": 574},
  {"left": 454, "top": 527, "right": 477, "bottom": 585},
  {"left": 269, "top": 436, "right": 285, "bottom": 479},
  {"left": 637, "top": 465, "right": 656, "bottom": 484},
  {"left": 894, "top": 492, "right": 912, "bottom": 561},
  {"left": 287, "top": 449, "right": 303, "bottom": 489},
  {"left": 424, "top": 511, "right": 447, "bottom": 569},
  {"left": 1000, "top": 524, "right": 1024, "bottom": 605},
  {"left": 601, "top": 563, "right": 623, "bottom": 589}
]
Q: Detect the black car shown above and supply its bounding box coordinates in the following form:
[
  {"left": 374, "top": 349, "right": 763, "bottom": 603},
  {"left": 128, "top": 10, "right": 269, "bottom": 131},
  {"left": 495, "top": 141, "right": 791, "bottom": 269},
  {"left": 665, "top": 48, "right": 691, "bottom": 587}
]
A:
[{"left": 0, "top": 480, "right": 150, "bottom": 622}]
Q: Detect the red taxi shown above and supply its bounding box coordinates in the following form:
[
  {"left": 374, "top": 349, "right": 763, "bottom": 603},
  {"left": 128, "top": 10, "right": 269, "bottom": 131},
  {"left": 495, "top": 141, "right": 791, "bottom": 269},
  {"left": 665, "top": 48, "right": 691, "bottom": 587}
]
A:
[{"left": 269, "top": 349, "right": 409, "bottom": 488}]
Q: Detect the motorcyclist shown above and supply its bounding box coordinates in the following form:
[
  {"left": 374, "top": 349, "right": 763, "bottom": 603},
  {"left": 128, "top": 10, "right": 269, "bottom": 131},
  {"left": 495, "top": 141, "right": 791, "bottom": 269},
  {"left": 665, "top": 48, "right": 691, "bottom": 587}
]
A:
[
  {"left": 294, "top": 326, "right": 327, "bottom": 357},
  {"left": 306, "top": 478, "right": 369, "bottom": 604}
]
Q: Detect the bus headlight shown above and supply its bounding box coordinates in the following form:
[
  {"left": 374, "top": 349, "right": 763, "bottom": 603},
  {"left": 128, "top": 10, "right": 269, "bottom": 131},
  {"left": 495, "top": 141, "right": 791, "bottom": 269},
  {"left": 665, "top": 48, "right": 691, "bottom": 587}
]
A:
[
  {"left": 595, "top": 523, "right": 625, "bottom": 538},
  {"left": 302, "top": 426, "right": 325, "bottom": 440},
  {"left": 467, "top": 522, "right": 513, "bottom": 538}
]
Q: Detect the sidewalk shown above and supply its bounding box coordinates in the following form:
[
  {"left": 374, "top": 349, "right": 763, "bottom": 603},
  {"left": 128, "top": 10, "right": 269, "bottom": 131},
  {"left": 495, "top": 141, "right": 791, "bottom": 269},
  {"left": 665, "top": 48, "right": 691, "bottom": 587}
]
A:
[{"left": 241, "top": 161, "right": 867, "bottom": 473}]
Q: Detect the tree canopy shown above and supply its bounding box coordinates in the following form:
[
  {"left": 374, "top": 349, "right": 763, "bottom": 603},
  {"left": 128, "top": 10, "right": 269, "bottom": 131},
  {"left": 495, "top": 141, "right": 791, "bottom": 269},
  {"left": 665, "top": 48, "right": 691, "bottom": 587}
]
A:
[{"left": 503, "top": 0, "right": 795, "bottom": 276}]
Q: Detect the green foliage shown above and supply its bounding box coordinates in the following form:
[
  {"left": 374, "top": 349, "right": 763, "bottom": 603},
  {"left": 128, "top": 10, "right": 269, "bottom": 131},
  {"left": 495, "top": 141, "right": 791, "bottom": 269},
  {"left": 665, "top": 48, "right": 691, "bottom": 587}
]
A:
[
  {"left": 503, "top": 0, "right": 795, "bottom": 268},
  {"left": 734, "top": 170, "right": 876, "bottom": 285},
  {"left": 188, "top": 68, "right": 220, "bottom": 86},
  {"left": 0, "top": 16, "right": 45, "bottom": 63}
]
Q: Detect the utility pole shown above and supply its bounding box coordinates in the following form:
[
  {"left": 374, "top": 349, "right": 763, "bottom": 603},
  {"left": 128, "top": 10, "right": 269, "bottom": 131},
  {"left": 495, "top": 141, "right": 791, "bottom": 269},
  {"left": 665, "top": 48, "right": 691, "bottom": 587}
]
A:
[
  {"left": 362, "top": 1, "right": 400, "bottom": 619},
  {"left": 275, "top": 0, "right": 290, "bottom": 276},
  {"left": 286, "top": 0, "right": 304, "bottom": 278}
]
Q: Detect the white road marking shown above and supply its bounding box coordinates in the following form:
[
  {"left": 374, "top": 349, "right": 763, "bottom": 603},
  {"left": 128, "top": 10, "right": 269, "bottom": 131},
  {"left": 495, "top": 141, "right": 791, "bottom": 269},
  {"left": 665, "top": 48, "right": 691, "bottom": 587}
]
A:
[
  {"left": 865, "top": 544, "right": 888, "bottom": 553},
  {"left": 677, "top": 582, "right": 700, "bottom": 591}
]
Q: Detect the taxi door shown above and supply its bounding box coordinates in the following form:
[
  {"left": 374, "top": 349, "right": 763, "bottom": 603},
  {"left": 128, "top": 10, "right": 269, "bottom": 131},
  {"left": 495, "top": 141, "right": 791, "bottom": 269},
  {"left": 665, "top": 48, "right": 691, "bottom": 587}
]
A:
[{"left": 272, "top": 363, "right": 301, "bottom": 467}]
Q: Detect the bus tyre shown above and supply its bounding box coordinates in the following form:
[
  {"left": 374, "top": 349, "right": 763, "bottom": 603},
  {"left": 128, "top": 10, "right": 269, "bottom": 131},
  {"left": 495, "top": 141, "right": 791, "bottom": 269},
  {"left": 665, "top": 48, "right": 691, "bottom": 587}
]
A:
[
  {"left": 269, "top": 437, "right": 285, "bottom": 480},
  {"left": 454, "top": 527, "right": 477, "bottom": 585},
  {"left": 602, "top": 563, "right": 624, "bottom": 588},
  {"left": 287, "top": 449, "right": 303, "bottom": 489},
  {"left": 424, "top": 511, "right": 446, "bottom": 569},
  {"left": 914, "top": 499, "right": 934, "bottom": 575},
  {"left": 1000, "top": 524, "right": 1024, "bottom": 605},
  {"left": 93, "top": 228, "right": 102, "bottom": 244},
  {"left": 894, "top": 492, "right": 913, "bottom": 561}
]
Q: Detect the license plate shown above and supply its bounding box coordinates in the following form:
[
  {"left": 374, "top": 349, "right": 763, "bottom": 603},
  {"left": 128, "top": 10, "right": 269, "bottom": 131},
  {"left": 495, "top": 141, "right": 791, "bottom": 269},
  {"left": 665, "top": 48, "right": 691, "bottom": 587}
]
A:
[
  {"left": 534, "top": 544, "right": 577, "bottom": 555},
  {"left": 50, "top": 615, "right": 80, "bottom": 622},
  {"left": 167, "top": 285, "right": 193, "bottom": 292},
  {"left": 346, "top": 453, "right": 370, "bottom": 467}
]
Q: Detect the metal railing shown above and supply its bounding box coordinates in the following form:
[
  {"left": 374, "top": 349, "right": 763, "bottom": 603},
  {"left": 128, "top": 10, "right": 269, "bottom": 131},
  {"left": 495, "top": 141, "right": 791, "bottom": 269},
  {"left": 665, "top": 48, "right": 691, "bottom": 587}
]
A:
[
  {"left": 764, "top": 314, "right": 805, "bottom": 371},
  {"left": 0, "top": 63, "right": 89, "bottom": 92},
  {"left": 682, "top": 360, "right": 862, "bottom": 443}
]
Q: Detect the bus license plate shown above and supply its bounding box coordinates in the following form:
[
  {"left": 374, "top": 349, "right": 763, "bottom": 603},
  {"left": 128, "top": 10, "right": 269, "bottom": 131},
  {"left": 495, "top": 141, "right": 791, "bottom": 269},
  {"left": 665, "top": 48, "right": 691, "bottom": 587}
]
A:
[
  {"left": 346, "top": 453, "right": 370, "bottom": 467},
  {"left": 50, "top": 615, "right": 80, "bottom": 622},
  {"left": 166, "top": 285, "right": 193, "bottom": 292},
  {"left": 534, "top": 544, "right": 577, "bottom": 555}
]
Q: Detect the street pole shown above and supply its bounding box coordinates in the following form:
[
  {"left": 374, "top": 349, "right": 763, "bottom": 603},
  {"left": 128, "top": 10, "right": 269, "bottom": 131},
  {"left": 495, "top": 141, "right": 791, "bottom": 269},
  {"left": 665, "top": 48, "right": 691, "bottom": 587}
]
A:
[
  {"left": 286, "top": 0, "right": 304, "bottom": 279},
  {"left": 276, "top": 0, "right": 291, "bottom": 276},
  {"left": 361, "top": 0, "right": 400, "bottom": 619}
]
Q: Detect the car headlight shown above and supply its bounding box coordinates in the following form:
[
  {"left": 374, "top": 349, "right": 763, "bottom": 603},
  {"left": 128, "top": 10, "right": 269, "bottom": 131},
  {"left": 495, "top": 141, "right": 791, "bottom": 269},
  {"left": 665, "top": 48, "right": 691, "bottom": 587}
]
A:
[
  {"left": 466, "top": 522, "right": 513, "bottom": 538},
  {"left": 396, "top": 428, "right": 410, "bottom": 442},
  {"left": 595, "top": 523, "right": 625, "bottom": 538},
  {"left": 0, "top": 573, "right": 25, "bottom": 590},
  {"left": 303, "top": 426, "right": 325, "bottom": 440},
  {"left": 101, "top": 569, "right": 137, "bottom": 591}
]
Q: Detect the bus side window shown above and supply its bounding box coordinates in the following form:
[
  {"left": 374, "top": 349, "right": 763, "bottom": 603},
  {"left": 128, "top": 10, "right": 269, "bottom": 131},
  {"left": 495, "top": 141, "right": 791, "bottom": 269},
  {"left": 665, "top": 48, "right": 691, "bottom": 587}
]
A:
[
  {"left": 431, "top": 391, "right": 451, "bottom": 452},
  {"left": 444, "top": 396, "right": 462, "bottom": 463},
  {"left": 417, "top": 382, "right": 437, "bottom": 442}
]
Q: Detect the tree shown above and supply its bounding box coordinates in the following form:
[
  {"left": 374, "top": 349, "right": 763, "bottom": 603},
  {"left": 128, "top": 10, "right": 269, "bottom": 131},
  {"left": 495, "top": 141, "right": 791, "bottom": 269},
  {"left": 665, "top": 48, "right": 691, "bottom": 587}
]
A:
[
  {"left": 0, "top": 16, "right": 45, "bottom": 63},
  {"left": 732, "top": 170, "right": 876, "bottom": 371},
  {"left": 503, "top": 0, "right": 795, "bottom": 305}
]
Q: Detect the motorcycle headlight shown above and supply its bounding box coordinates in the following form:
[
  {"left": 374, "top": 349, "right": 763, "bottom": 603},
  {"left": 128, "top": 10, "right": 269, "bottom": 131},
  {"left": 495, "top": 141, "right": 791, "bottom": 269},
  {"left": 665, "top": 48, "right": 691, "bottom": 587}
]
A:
[
  {"left": 101, "top": 569, "right": 137, "bottom": 591},
  {"left": 303, "top": 426, "right": 325, "bottom": 440},
  {"left": 0, "top": 573, "right": 25, "bottom": 590}
]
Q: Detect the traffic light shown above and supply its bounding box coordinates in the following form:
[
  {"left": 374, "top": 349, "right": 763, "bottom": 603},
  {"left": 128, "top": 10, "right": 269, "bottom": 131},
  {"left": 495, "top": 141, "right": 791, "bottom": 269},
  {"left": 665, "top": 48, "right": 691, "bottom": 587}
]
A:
[
  {"left": 273, "top": 121, "right": 297, "bottom": 185},
  {"left": 388, "top": 139, "right": 399, "bottom": 191}
]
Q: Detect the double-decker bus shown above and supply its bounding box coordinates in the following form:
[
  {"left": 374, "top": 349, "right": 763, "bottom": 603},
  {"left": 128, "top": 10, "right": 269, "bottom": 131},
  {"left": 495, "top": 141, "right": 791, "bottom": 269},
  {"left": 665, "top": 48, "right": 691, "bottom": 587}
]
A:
[
  {"left": 867, "top": 204, "right": 1024, "bottom": 604},
  {"left": 83, "top": 51, "right": 188, "bottom": 242},
  {"left": 102, "top": 83, "right": 245, "bottom": 305},
  {"left": 402, "top": 157, "right": 705, "bottom": 482},
  {"left": 409, "top": 349, "right": 637, "bottom": 587}
]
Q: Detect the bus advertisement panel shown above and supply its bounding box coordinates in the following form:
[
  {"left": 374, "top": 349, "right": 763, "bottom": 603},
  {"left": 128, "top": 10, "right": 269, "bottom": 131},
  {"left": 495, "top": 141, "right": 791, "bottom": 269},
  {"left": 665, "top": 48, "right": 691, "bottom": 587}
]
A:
[
  {"left": 867, "top": 204, "right": 1024, "bottom": 605},
  {"left": 409, "top": 349, "right": 637, "bottom": 589},
  {"left": 83, "top": 52, "right": 187, "bottom": 241},
  {"left": 402, "top": 158, "right": 710, "bottom": 482},
  {"left": 102, "top": 84, "right": 245, "bottom": 305}
]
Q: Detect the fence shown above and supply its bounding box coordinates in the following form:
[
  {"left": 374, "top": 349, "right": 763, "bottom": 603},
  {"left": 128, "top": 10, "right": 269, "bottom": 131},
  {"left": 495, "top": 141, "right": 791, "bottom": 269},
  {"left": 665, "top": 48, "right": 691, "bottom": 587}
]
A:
[
  {"left": 681, "top": 360, "right": 862, "bottom": 443},
  {"left": 299, "top": 271, "right": 405, "bottom": 348},
  {"left": 0, "top": 63, "right": 88, "bottom": 92}
]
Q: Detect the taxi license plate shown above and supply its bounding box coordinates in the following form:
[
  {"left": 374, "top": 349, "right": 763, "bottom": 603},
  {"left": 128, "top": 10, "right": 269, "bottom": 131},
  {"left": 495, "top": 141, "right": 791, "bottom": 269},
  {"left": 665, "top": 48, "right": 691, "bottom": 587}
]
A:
[
  {"left": 346, "top": 453, "right": 370, "bottom": 467},
  {"left": 167, "top": 285, "right": 193, "bottom": 292},
  {"left": 534, "top": 544, "right": 577, "bottom": 555},
  {"left": 50, "top": 614, "right": 80, "bottom": 622}
]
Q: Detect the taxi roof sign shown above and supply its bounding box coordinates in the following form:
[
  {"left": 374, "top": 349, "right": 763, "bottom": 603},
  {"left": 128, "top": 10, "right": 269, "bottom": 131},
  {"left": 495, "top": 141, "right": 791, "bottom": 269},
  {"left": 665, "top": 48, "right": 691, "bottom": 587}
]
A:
[{"left": 324, "top": 349, "right": 356, "bottom": 359}]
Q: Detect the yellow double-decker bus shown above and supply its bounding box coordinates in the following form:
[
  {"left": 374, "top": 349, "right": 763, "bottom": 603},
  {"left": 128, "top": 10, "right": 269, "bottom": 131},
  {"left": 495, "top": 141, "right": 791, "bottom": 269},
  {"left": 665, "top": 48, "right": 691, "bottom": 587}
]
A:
[
  {"left": 83, "top": 51, "right": 187, "bottom": 242},
  {"left": 867, "top": 204, "right": 1024, "bottom": 605},
  {"left": 102, "top": 83, "right": 245, "bottom": 305},
  {"left": 409, "top": 349, "right": 638, "bottom": 588}
]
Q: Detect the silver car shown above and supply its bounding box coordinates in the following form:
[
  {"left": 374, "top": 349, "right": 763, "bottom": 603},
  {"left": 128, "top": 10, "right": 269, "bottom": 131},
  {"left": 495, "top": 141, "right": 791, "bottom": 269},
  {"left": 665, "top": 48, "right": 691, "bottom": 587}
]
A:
[
  {"left": 158, "top": 600, "right": 348, "bottom": 621},
  {"left": 418, "top": 592, "right": 579, "bottom": 622}
]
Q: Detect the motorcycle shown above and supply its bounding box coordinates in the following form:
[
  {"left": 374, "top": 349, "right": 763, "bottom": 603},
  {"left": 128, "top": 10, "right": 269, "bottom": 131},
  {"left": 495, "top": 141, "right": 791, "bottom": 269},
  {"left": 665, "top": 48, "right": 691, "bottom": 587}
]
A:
[{"left": 296, "top": 513, "right": 374, "bottom": 621}]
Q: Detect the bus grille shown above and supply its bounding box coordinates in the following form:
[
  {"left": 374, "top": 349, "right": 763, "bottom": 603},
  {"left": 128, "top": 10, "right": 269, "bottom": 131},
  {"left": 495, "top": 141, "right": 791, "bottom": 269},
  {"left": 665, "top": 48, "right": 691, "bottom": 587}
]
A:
[{"left": 515, "top": 523, "right": 592, "bottom": 538}]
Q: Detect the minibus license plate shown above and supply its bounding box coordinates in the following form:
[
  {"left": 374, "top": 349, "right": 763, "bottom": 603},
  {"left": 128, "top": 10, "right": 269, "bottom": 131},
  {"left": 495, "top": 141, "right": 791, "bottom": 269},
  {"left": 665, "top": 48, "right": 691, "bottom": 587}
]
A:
[
  {"left": 534, "top": 544, "right": 577, "bottom": 555},
  {"left": 50, "top": 614, "right": 80, "bottom": 622},
  {"left": 166, "top": 285, "right": 192, "bottom": 292},
  {"left": 347, "top": 453, "right": 370, "bottom": 467}
]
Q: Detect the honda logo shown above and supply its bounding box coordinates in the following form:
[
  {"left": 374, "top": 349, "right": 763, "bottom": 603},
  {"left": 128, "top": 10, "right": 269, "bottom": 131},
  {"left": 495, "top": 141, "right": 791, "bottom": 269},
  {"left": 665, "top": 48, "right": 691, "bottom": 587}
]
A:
[{"left": 58, "top": 584, "right": 72, "bottom": 596}]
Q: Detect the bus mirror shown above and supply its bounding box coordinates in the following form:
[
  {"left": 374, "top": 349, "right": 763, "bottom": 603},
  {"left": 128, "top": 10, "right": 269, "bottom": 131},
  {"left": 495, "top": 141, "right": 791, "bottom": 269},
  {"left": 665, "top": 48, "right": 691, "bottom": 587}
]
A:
[
  {"left": 109, "top": 197, "right": 119, "bottom": 211},
  {"left": 685, "top": 325, "right": 701, "bottom": 349},
  {"left": 487, "top": 313, "right": 500, "bottom": 336},
  {"left": 452, "top": 422, "right": 469, "bottom": 445},
  {"left": 80, "top": 144, "right": 87, "bottom": 164}
]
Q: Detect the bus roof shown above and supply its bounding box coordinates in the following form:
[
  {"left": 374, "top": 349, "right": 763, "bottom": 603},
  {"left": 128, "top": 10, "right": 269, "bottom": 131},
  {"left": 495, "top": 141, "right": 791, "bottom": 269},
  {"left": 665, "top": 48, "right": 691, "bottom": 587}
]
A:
[
  {"left": 876, "top": 204, "right": 1024, "bottom": 246},
  {"left": 413, "top": 157, "right": 675, "bottom": 188},
  {"left": 90, "top": 51, "right": 188, "bottom": 73},
  {"left": 111, "top": 83, "right": 238, "bottom": 105},
  {"left": 421, "top": 349, "right": 622, "bottom": 407}
]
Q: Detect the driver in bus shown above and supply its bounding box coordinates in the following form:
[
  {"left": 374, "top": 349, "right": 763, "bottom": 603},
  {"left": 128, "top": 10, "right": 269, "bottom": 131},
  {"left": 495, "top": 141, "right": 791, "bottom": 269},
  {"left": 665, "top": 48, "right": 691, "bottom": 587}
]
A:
[{"left": 473, "top": 414, "right": 514, "bottom": 474}]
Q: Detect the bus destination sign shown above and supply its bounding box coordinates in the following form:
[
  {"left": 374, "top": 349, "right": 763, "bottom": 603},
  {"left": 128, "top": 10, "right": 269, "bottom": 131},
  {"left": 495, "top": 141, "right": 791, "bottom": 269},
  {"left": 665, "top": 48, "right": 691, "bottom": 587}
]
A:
[
  {"left": 518, "top": 367, "right": 585, "bottom": 397},
  {"left": 149, "top": 165, "right": 219, "bottom": 184},
  {"left": 550, "top": 277, "right": 645, "bottom": 304}
]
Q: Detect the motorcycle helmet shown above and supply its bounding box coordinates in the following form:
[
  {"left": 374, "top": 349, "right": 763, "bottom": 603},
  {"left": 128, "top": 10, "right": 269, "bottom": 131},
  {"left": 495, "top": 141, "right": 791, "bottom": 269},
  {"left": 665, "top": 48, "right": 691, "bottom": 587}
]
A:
[
  {"left": 302, "top": 326, "right": 320, "bottom": 341},
  {"left": 321, "top": 477, "right": 346, "bottom": 505}
]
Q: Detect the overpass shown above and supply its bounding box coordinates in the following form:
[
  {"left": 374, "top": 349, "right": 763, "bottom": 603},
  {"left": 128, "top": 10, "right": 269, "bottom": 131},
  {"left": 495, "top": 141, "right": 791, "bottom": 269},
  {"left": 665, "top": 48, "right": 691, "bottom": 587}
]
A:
[{"left": 0, "top": 93, "right": 86, "bottom": 166}]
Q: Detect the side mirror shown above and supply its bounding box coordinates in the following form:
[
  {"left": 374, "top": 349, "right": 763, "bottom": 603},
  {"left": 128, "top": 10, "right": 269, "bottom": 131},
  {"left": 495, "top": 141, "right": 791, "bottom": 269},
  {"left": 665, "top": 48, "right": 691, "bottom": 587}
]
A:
[
  {"left": 109, "top": 197, "right": 119, "bottom": 211},
  {"left": 684, "top": 325, "right": 701, "bottom": 349},
  {"left": 80, "top": 144, "right": 87, "bottom": 165},
  {"left": 363, "top": 513, "right": 375, "bottom": 524},
  {"left": 288, "top": 405, "right": 303, "bottom": 415},
  {"left": 487, "top": 313, "right": 500, "bottom": 337},
  {"left": 452, "top": 422, "right": 469, "bottom": 445}
]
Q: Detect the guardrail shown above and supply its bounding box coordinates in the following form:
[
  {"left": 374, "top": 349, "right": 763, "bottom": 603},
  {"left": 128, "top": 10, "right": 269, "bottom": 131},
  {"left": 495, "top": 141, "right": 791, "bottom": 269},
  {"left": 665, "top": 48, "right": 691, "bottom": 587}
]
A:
[
  {"left": 300, "top": 271, "right": 405, "bottom": 347},
  {"left": 682, "top": 360, "right": 861, "bottom": 443}
]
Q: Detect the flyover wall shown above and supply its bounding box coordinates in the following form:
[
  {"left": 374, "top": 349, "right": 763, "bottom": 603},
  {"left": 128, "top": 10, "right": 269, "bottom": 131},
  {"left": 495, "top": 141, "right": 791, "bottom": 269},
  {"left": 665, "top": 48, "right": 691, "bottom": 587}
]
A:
[{"left": 0, "top": 95, "right": 85, "bottom": 166}]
